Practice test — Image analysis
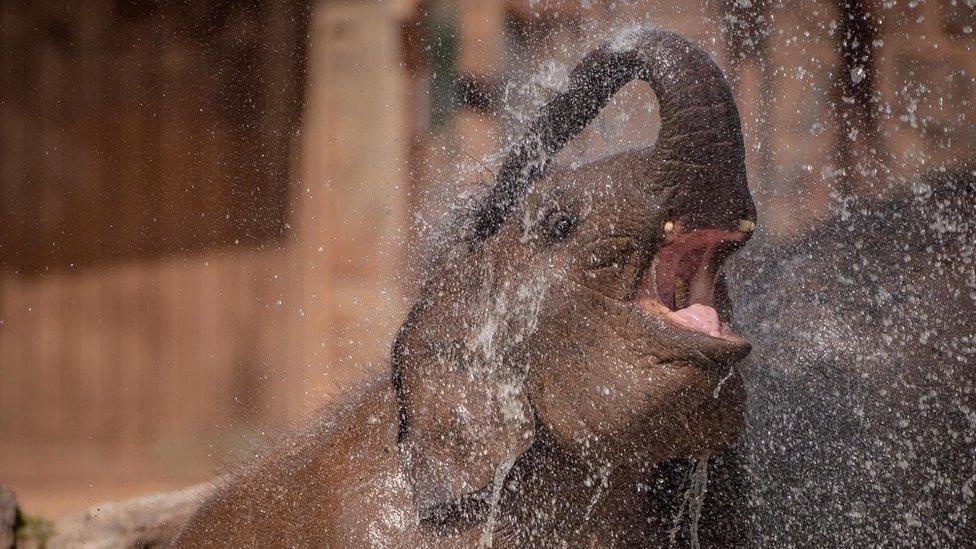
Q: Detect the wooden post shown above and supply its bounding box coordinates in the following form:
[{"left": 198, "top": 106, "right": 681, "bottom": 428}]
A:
[
  {"left": 455, "top": 0, "right": 506, "bottom": 163},
  {"left": 290, "top": 0, "right": 413, "bottom": 415}
]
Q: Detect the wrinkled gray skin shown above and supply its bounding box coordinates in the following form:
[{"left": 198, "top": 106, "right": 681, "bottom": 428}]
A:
[
  {"left": 701, "top": 169, "right": 976, "bottom": 546},
  {"left": 177, "top": 29, "right": 756, "bottom": 547}
]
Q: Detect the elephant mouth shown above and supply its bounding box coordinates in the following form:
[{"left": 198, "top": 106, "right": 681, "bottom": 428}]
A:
[{"left": 635, "top": 227, "right": 748, "bottom": 343}]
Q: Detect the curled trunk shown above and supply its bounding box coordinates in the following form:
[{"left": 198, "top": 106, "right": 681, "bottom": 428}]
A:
[{"left": 473, "top": 29, "right": 748, "bottom": 240}]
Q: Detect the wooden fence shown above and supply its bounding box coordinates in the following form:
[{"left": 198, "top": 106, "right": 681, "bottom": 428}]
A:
[
  {"left": 0, "top": 251, "right": 291, "bottom": 444},
  {"left": 0, "top": 2, "right": 412, "bottom": 511}
]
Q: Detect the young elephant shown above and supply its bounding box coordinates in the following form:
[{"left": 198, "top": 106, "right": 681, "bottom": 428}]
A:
[{"left": 177, "top": 28, "right": 756, "bottom": 547}]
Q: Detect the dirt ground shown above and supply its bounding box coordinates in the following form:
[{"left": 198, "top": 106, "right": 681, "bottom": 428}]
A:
[{"left": 1, "top": 441, "right": 213, "bottom": 519}]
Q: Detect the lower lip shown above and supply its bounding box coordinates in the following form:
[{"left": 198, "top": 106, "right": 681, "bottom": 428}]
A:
[{"left": 636, "top": 298, "right": 745, "bottom": 343}]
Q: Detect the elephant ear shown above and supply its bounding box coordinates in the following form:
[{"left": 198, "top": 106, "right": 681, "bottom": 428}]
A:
[{"left": 392, "top": 312, "right": 535, "bottom": 525}]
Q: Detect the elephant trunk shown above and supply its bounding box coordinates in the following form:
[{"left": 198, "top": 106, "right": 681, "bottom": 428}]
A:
[{"left": 472, "top": 29, "right": 747, "bottom": 241}]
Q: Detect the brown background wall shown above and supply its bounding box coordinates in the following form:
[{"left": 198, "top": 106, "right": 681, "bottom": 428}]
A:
[{"left": 1, "top": 0, "right": 973, "bottom": 518}]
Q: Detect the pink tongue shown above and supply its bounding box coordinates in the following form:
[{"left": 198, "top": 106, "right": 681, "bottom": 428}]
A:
[{"left": 667, "top": 303, "right": 723, "bottom": 337}]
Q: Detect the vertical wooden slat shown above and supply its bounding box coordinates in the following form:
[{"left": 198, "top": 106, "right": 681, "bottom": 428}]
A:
[
  {"left": 74, "top": 271, "right": 106, "bottom": 440},
  {"left": 137, "top": 260, "right": 163, "bottom": 440},
  {"left": 0, "top": 273, "right": 29, "bottom": 436},
  {"left": 99, "top": 266, "right": 124, "bottom": 439},
  {"left": 38, "top": 40, "right": 62, "bottom": 264},
  {"left": 20, "top": 23, "right": 44, "bottom": 273},
  {"left": 182, "top": 34, "right": 207, "bottom": 253},
  {"left": 0, "top": 271, "right": 14, "bottom": 431},
  {"left": 239, "top": 253, "right": 274, "bottom": 426},
  {"left": 61, "top": 0, "right": 98, "bottom": 263},
  {"left": 256, "top": 248, "right": 292, "bottom": 426},
  {"left": 0, "top": 4, "right": 27, "bottom": 268},
  {"left": 16, "top": 279, "right": 41, "bottom": 436},
  {"left": 175, "top": 37, "right": 201, "bottom": 252},
  {"left": 254, "top": 0, "right": 298, "bottom": 243},
  {"left": 176, "top": 260, "right": 201, "bottom": 437},
  {"left": 200, "top": 256, "right": 226, "bottom": 428},
  {"left": 95, "top": 31, "right": 125, "bottom": 266},
  {"left": 37, "top": 274, "right": 66, "bottom": 437},
  {"left": 228, "top": 256, "right": 253, "bottom": 426},
  {"left": 111, "top": 263, "right": 143, "bottom": 441},
  {"left": 157, "top": 29, "right": 182, "bottom": 255},
  {"left": 115, "top": 26, "right": 146, "bottom": 261},
  {"left": 231, "top": 253, "right": 255, "bottom": 426},
  {"left": 156, "top": 259, "right": 179, "bottom": 438}
]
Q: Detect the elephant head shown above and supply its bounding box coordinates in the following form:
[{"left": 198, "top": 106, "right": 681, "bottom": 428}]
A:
[{"left": 391, "top": 28, "right": 756, "bottom": 525}]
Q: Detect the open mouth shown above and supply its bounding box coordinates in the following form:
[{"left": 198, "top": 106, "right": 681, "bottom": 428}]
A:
[{"left": 635, "top": 228, "right": 747, "bottom": 342}]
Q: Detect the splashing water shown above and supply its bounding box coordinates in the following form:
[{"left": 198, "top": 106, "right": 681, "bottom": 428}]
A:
[
  {"left": 479, "top": 457, "right": 517, "bottom": 548},
  {"left": 669, "top": 457, "right": 710, "bottom": 548},
  {"left": 687, "top": 459, "right": 710, "bottom": 549},
  {"left": 713, "top": 364, "right": 737, "bottom": 399}
]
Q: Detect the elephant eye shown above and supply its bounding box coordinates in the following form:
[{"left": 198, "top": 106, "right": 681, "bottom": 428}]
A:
[{"left": 544, "top": 210, "right": 578, "bottom": 242}]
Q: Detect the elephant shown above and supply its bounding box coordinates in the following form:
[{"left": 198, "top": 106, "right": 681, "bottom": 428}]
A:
[
  {"left": 709, "top": 167, "right": 976, "bottom": 546},
  {"left": 176, "top": 28, "right": 757, "bottom": 547}
]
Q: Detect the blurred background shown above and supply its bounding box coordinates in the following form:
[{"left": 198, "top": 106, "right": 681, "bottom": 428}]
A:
[{"left": 1, "top": 0, "right": 973, "bottom": 518}]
